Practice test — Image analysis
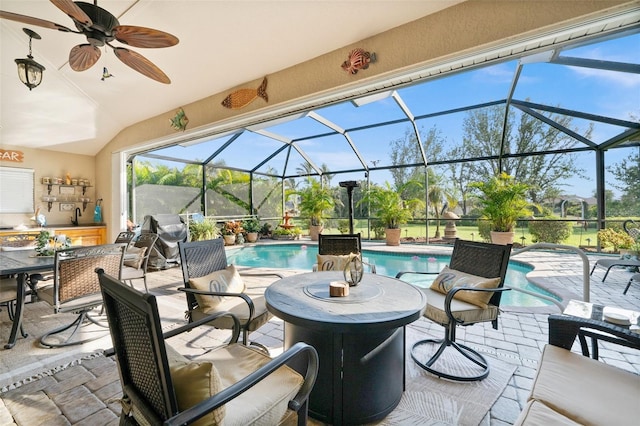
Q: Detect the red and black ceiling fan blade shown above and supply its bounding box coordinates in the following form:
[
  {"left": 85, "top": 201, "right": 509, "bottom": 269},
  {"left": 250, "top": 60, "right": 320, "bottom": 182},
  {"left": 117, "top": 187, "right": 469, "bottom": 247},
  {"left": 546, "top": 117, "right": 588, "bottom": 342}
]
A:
[
  {"left": 0, "top": 10, "right": 75, "bottom": 32},
  {"left": 113, "top": 47, "right": 170, "bottom": 84},
  {"left": 50, "top": 0, "right": 92, "bottom": 27},
  {"left": 114, "top": 25, "right": 179, "bottom": 48},
  {"left": 69, "top": 44, "right": 101, "bottom": 71}
]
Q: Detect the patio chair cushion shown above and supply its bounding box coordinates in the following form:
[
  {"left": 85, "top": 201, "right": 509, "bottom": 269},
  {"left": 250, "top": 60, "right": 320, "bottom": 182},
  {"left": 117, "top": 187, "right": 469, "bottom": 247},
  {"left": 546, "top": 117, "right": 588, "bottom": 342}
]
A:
[
  {"left": 424, "top": 288, "right": 498, "bottom": 325},
  {"left": 317, "top": 253, "right": 359, "bottom": 271},
  {"left": 189, "top": 264, "right": 246, "bottom": 309},
  {"left": 429, "top": 266, "right": 500, "bottom": 308},
  {"left": 193, "top": 292, "right": 271, "bottom": 331},
  {"left": 209, "top": 343, "right": 303, "bottom": 426},
  {"left": 515, "top": 400, "right": 580, "bottom": 425},
  {"left": 166, "top": 343, "right": 303, "bottom": 426},
  {"left": 171, "top": 361, "right": 225, "bottom": 426},
  {"left": 526, "top": 344, "right": 639, "bottom": 426},
  {"left": 124, "top": 246, "right": 147, "bottom": 269}
]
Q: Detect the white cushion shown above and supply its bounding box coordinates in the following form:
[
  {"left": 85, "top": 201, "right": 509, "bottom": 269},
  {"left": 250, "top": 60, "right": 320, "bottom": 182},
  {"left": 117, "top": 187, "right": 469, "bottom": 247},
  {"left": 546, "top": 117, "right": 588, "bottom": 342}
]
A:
[
  {"left": 429, "top": 266, "right": 500, "bottom": 308},
  {"left": 124, "top": 246, "right": 146, "bottom": 269},
  {"left": 514, "top": 400, "right": 580, "bottom": 426},
  {"left": 189, "top": 265, "right": 246, "bottom": 310},
  {"left": 200, "top": 343, "right": 303, "bottom": 426},
  {"left": 527, "top": 344, "right": 640, "bottom": 426},
  {"left": 424, "top": 288, "right": 498, "bottom": 326},
  {"left": 316, "top": 253, "right": 359, "bottom": 271}
]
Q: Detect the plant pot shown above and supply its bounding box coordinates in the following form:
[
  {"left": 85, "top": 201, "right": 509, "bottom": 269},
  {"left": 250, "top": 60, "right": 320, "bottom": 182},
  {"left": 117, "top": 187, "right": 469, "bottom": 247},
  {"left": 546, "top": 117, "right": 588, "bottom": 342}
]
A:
[
  {"left": 490, "top": 231, "right": 515, "bottom": 245},
  {"left": 246, "top": 232, "right": 259, "bottom": 243},
  {"left": 385, "top": 228, "right": 401, "bottom": 246},
  {"left": 309, "top": 224, "right": 324, "bottom": 241},
  {"left": 223, "top": 235, "right": 236, "bottom": 246}
]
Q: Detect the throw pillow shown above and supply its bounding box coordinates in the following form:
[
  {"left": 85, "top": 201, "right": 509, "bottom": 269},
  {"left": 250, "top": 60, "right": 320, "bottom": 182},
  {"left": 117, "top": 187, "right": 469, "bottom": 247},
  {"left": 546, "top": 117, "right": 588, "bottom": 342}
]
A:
[
  {"left": 170, "top": 359, "right": 224, "bottom": 425},
  {"left": 124, "top": 246, "right": 147, "bottom": 269},
  {"left": 429, "top": 266, "right": 501, "bottom": 308},
  {"left": 188, "top": 264, "right": 245, "bottom": 310},
  {"left": 317, "top": 253, "right": 360, "bottom": 271}
]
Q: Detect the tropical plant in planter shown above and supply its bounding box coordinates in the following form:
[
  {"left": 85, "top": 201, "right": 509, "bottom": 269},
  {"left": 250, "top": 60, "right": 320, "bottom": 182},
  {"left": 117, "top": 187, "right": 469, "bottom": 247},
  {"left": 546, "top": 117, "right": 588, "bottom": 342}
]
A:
[
  {"left": 188, "top": 217, "right": 220, "bottom": 241},
  {"left": 296, "top": 179, "right": 335, "bottom": 241},
  {"left": 358, "top": 181, "right": 423, "bottom": 246},
  {"left": 471, "top": 172, "right": 531, "bottom": 245},
  {"left": 221, "top": 220, "right": 243, "bottom": 245},
  {"left": 242, "top": 218, "right": 261, "bottom": 242}
]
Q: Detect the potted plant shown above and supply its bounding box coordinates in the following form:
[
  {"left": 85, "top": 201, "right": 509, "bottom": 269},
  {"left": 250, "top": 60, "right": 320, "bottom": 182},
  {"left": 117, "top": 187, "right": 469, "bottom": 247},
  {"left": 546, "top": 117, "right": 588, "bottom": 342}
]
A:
[
  {"left": 188, "top": 217, "right": 220, "bottom": 241},
  {"left": 471, "top": 173, "right": 531, "bottom": 245},
  {"left": 296, "top": 179, "right": 335, "bottom": 241},
  {"left": 35, "top": 230, "right": 70, "bottom": 256},
  {"left": 242, "top": 217, "right": 261, "bottom": 243},
  {"left": 221, "top": 220, "right": 243, "bottom": 245},
  {"left": 358, "top": 181, "right": 422, "bottom": 246}
]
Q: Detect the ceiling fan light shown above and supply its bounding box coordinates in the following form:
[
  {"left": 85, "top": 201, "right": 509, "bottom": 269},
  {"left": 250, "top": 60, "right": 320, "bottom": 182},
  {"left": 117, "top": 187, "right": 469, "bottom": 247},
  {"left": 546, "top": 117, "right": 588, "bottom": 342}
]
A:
[
  {"left": 15, "top": 28, "right": 45, "bottom": 91},
  {"left": 15, "top": 56, "right": 45, "bottom": 90}
]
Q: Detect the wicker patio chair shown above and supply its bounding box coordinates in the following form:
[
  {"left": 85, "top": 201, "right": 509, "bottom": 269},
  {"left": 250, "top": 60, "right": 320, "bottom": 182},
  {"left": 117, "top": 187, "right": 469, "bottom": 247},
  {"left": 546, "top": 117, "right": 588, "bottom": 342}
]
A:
[
  {"left": 121, "top": 232, "right": 158, "bottom": 292},
  {"left": 38, "top": 243, "right": 125, "bottom": 347},
  {"left": 178, "top": 238, "right": 283, "bottom": 348},
  {"left": 0, "top": 277, "right": 26, "bottom": 339},
  {"left": 396, "top": 239, "right": 512, "bottom": 381},
  {"left": 97, "top": 269, "right": 318, "bottom": 426}
]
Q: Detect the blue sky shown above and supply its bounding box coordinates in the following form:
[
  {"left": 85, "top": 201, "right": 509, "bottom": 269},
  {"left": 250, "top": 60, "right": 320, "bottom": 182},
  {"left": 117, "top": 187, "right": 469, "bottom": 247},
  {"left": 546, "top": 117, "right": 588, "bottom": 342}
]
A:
[{"left": 147, "top": 31, "right": 639, "bottom": 200}]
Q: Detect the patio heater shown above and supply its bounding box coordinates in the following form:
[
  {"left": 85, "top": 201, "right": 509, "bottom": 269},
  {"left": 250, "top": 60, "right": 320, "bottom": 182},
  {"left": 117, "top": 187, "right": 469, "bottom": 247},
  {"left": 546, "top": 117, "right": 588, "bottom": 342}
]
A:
[{"left": 339, "top": 180, "right": 359, "bottom": 234}]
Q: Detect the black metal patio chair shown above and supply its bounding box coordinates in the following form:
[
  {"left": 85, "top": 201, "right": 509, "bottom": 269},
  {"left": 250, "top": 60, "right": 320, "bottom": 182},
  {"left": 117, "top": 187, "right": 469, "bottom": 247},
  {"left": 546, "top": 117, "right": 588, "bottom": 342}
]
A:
[
  {"left": 396, "top": 239, "right": 512, "bottom": 381},
  {"left": 178, "top": 238, "right": 283, "bottom": 348},
  {"left": 97, "top": 268, "right": 318, "bottom": 426}
]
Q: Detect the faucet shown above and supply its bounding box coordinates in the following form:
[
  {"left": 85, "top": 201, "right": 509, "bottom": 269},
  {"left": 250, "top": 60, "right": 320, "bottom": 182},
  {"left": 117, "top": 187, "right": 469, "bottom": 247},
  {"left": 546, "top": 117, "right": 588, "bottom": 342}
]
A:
[{"left": 71, "top": 207, "right": 82, "bottom": 226}]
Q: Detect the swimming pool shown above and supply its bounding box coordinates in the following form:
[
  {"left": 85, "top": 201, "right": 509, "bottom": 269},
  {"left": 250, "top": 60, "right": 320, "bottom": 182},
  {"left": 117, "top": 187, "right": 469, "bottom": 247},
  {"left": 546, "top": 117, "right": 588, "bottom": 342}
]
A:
[{"left": 226, "top": 244, "right": 559, "bottom": 307}]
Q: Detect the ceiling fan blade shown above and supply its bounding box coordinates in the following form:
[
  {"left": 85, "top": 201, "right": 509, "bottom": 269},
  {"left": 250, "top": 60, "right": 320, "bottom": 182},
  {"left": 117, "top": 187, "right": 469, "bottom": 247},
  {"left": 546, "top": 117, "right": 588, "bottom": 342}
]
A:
[
  {"left": 113, "top": 25, "right": 179, "bottom": 48},
  {"left": 50, "top": 0, "right": 92, "bottom": 26},
  {"left": 0, "top": 10, "right": 74, "bottom": 32},
  {"left": 69, "top": 44, "right": 101, "bottom": 71},
  {"left": 113, "top": 47, "right": 171, "bottom": 84}
]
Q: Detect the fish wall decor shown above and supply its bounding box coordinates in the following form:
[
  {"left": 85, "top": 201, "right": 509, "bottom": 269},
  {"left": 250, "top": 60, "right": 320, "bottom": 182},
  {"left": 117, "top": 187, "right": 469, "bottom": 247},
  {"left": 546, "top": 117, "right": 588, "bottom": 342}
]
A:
[
  {"left": 341, "top": 48, "right": 376, "bottom": 75},
  {"left": 222, "top": 77, "right": 268, "bottom": 109},
  {"left": 170, "top": 107, "right": 189, "bottom": 131}
]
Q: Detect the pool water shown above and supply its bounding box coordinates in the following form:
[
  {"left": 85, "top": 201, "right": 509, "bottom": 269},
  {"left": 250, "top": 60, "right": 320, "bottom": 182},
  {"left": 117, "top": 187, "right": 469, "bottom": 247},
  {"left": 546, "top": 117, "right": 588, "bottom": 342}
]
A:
[{"left": 226, "top": 244, "right": 559, "bottom": 307}]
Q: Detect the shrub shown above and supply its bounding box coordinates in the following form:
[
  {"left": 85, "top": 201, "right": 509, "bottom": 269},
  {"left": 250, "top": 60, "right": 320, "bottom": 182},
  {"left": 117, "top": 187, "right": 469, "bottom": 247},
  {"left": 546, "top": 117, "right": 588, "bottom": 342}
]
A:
[
  {"left": 242, "top": 218, "right": 261, "bottom": 233},
  {"left": 528, "top": 218, "right": 572, "bottom": 244},
  {"left": 189, "top": 218, "right": 219, "bottom": 241},
  {"left": 337, "top": 219, "right": 350, "bottom": 234},
  {"left": 597, "top": 228, "right": 635, "bottom": 251},
  {"left": 371, "top": 220, "right": 385, "bottom": 240},
  {"left": 477, "top": 220, "right": 492, "bottom": 242}
]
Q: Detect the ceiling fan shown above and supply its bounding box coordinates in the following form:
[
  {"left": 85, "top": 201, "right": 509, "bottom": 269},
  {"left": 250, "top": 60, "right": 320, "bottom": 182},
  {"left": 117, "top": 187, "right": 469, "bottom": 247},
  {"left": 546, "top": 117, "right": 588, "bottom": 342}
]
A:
[{"left": 0, "top": 0, "right": 179, "bottom": 83}]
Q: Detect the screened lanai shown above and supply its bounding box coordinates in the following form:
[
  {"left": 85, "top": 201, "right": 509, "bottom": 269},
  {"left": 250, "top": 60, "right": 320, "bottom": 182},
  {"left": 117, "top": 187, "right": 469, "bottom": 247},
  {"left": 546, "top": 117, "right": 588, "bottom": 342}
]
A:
[{"left": 129, "top": 26, "right": 639, "bottom": 246}]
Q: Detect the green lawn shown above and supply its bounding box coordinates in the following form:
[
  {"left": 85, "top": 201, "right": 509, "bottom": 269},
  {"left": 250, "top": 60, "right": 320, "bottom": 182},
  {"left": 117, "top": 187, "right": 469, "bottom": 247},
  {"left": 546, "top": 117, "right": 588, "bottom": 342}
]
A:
[{"left": 320, "top": 222, "right": 600, "bottom": 249}]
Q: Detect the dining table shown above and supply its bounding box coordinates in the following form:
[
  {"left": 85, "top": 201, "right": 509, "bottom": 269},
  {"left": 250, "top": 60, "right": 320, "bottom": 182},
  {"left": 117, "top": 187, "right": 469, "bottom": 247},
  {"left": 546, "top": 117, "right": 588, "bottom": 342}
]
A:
[
  {"left": 0, "top": 250, "right": 55, "bottom": 349},
  {"left": 265, "top": 271, "right": 426, "bottom": 425}
]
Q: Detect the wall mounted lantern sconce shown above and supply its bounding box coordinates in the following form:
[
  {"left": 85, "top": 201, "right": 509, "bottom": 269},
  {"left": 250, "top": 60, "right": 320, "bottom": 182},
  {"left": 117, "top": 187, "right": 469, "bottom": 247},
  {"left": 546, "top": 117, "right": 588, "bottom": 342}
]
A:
[{"left": 15, "top": 28, "right": 45, "bottom": 91}]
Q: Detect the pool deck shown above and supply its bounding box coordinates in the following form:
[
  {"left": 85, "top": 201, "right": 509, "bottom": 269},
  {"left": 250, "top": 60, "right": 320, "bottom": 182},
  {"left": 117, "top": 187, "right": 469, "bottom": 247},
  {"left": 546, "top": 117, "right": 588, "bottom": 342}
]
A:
[{"left": 1, "top": 240, "right": 638, "bottom": 425}]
